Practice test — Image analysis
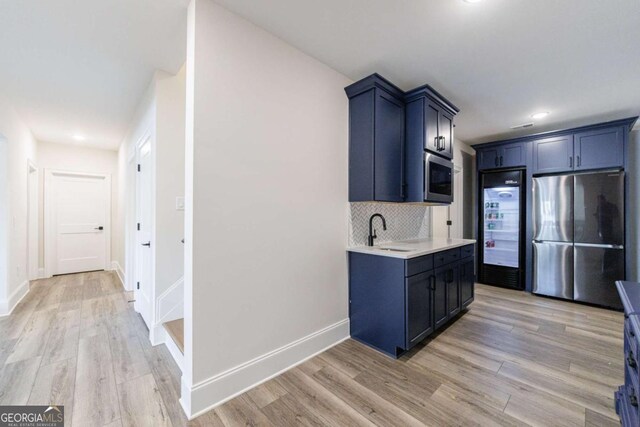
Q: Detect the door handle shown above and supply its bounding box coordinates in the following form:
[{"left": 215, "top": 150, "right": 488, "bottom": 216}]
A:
[
  {"left": 569, "top": 156, "right": 573, "bottom": 168},
  {"left": 577, "top": 155, "right": 581, "bottom": 167},
  {"left": 430, "top": 275, "right": 436, "bottom": 291},
  {"left": 141, "top": 242, "right": 151, "bottom": 247},
  {"left": 434, "top": 137, "right": 440, "bottom": 150},
  {"left": 500, "top": 156, "right": 503, "bottom": 166},
  {"left": 94, "top": 226, "right": 104, "bottom": 231}
]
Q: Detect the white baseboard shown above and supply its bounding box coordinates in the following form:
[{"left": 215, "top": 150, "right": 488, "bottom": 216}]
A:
[
  {"left": 111, "top": 261, "right": 126, "bottom": 289},
  {"left": 181, "top": 318, "right": 350, "bottom": 419},
  {"left": 37, "top": 268, "right": 47, "bottom": 279},
  {"left": 0, "top": 280, "right": 30, "bottom": 317}
]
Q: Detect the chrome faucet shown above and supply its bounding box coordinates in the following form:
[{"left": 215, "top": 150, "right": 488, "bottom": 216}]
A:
[{"left": 368, "top": 213, "right": 387, "bottom": 246}]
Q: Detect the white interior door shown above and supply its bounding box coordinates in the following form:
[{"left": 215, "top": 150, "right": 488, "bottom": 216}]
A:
[
  {"left": 135, "top": 137, "right": 153, "bottom": 327},
  {"left": 45, "top": 171, "right": 110, "bottom": 276}
]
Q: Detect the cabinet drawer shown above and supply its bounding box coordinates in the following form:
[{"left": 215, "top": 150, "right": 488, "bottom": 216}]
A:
[
  {"left": 433, "top": 248, "right": 460, "bottom": 268},
  {"left": 460, "top": 244, "right": 475, "bottom": 259},
  {"left": 406, "top": 254, "right": 434, "bottom": 277}
]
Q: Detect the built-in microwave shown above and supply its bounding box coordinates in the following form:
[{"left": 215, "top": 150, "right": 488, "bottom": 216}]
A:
[{"left": 424, "top": 153, "right": 454, "bottom": 203}]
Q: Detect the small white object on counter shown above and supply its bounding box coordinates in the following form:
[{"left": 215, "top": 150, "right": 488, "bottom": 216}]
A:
[{"left": 347, "top": 237, "right": 476, "bottom": 259}]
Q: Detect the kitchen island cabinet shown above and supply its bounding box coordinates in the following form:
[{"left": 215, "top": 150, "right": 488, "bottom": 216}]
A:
[{"left": 348, "top": 239, "right": 475, "bottom": 358}]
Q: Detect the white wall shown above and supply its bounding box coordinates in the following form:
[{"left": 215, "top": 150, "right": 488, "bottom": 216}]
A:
[
  {"left": 183, "top": 0, "right": 351, "bottom": 416},
  {"left": 37, "top": 141, "right": 119, "bottom": 273},
  {"left": 0, "top": 96, "right": 38, "bottom": 314},
  {"left": 154, "top": 66, "right": 186, "bottom": 316},
  {"left": 629, "top": 130, "right": 639, "bottom": 281},
  {"left": 116, "top": 68, "right": 186, "bottom": 335}
]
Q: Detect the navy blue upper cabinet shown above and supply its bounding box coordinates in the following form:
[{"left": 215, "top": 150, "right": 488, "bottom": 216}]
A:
[
  {"left": 405, "top": 85, "right": 459, "bottom": 161},
  {"left": 346, "top": 74, "right": 405, "bottom": 202},
  {"left": 532, "top": 135, "right": 574, "bottom": 174},
  {"left": 477, "top": 142, "right": 525, "bottom": 171},
  {"left": 574, "top": 126, "right": 624, "bottom": 171}
]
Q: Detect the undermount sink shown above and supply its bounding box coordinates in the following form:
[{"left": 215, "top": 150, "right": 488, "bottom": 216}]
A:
[{"left": 377, "top": 247, "right": 414, "bottom": 253}]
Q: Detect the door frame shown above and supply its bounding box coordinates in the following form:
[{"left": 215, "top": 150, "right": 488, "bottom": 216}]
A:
[
  {"left": 27, "top": 160, "right": 38, "bottom": 280},
  {"left": 43, "top": 169, "right": 111, "bottom": 278}
]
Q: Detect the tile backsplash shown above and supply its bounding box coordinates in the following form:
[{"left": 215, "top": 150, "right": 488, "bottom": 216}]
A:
[{"left": 348, "top": 202, "right": 431, "bottom": 246}]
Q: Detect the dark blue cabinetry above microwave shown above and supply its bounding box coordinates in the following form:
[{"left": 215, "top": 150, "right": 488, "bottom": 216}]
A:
[
  {"left": 346, "top": 74, "right": 459, "bottom": 203},
  {"left": 345, "top": 75, "right": 405, "bottom": 202}
]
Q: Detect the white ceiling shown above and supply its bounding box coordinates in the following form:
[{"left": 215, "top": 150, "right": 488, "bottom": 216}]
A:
[
  {"left": 0, "top": 0, "right": 188, "bottom": 150},
  {"left": 215, "top": 0, "right": 640, "bottom": 144}
]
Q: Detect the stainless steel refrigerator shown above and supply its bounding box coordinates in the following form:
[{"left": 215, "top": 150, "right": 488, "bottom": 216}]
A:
[{"left": 533, "top": 171, "right": 625, "bottom": 309}]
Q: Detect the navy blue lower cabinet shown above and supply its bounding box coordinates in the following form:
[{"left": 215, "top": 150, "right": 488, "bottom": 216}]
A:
[
  {"left": 406, "top": 272, "right": 434, "bottom": 350},
  {"left": 460, "top": 258, "right": 475, "bottom": 308},
  {"left": 349, "top": 244, "right": 475, "bottom": 359},
  {"left": 446, "top": 265, "right": 461, "bottom": 318},
  {"left": 615, "top": 281, "right": 640, "bottom": 426}
]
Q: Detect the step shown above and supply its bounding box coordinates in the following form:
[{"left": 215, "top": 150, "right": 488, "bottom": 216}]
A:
[{"left": 163, "top": 318, "right": 184, "bottom": 354}]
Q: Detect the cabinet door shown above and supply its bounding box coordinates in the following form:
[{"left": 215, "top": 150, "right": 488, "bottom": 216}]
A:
[
  {"left": 433, "top": 266, "right": 449, "bottom": 329},
  {"left": 405, "top": 272, "right": 434, "bottom": 349},
  {"left": 478, "top": 147, "right": 500, "bottom": 170},
  {"left": 439, "top": 111, "right": 454, "bottom": 160},
  {"left": 424, "top": 102, "right": 440, "bottom": 154},
  {"left": 501, "top": 142, "right": 526, "bottom": 168},
  {"left": 446, "top": 265, "right": 461, "bottom": 317},
  {"left": 374, "top": 90, "right": 405, "bottom": 201},
  {"left": 574, "top": 127, "right": 624, "bottom": 171},
  {"left": 460, "top": 258, "right": 475, "bottom": 307},
  {"left": 532, "top": 135, "right": 574, "bottom": 174}
]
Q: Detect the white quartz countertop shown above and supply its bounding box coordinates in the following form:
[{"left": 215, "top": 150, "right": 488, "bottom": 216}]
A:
[{"left": 347, "top": 238, "right": 476, "bottom": 259}]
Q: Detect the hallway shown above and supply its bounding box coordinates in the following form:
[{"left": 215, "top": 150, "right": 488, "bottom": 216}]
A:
[{"left": 0, "top": 272, "right": 217, "bottom": 426}]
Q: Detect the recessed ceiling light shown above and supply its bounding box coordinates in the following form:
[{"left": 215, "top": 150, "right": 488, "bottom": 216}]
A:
[
  {"left": 72, "top": 134, "right": 86, "bottom": 142},
  {"left": 463, "top": 0, "right": 483, "bottom": 3},
  {"left": 531, "top": 112, "right": 550, "bottom": 119}
]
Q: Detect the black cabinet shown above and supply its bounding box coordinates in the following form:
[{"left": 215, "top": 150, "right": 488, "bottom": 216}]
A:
[
  {"left": 346, "top": 75, "right": 405, "bottom": 202},
  {"left": 477, "top": 142, "right": 525, "bottom": 171},
  {"left": 349, "top": 244, "right": 475, "bottom": 358},
  {"left": 460, "top": 257, "right": 475, "bottom": 307},
  {"left": 405, "top": 272, "right": 434, "bottom": 350}
]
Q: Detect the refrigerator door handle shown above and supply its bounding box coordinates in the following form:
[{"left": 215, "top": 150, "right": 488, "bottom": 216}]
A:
[
  {"left": 533, "top": 240, "right": 573, "bottom": 245},
  {"left": 574, "top": 242, "right": 624, "bottom": 249}
]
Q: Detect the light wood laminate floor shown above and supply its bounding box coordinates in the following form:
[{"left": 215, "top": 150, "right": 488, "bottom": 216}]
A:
[{"left": 0, "top": 272, "right": 623, "bottom": 426}]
